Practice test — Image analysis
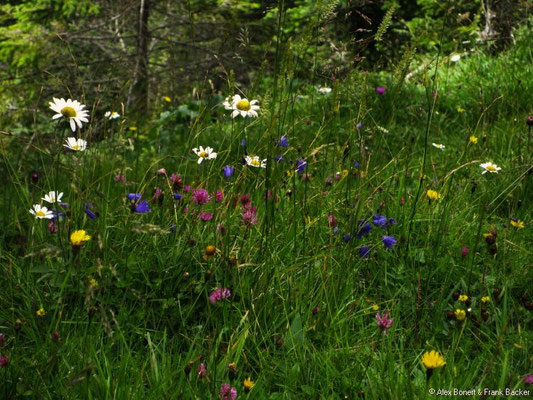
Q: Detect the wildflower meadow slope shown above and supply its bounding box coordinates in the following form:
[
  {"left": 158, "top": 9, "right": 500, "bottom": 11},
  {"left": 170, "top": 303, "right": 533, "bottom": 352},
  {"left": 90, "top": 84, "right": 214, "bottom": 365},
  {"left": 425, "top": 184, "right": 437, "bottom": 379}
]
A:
[{"left": 1, "top": 25, "right": 533, "bottom": 400}]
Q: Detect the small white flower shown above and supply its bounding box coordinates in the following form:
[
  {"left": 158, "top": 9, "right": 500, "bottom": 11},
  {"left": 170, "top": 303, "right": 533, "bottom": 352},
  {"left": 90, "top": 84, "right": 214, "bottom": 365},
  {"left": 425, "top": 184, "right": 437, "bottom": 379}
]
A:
[
  {"left": 450, "top": 54, "right": 461, "bottom": 62},
  {"left": 480, "top": 162, "right": 501, "bottom": 174},
  {"left": 223, "top": 94, "right": 260, "bottom": 118},
  {"left": 64, "top": 137, "right": 87, "bottom": 152},
  {"left": 49, "top": 98, "right": 89, "bottom": 132},
  {"left": 245, "top": 155, "right": 267, "bottom": 168},
  {"left": 432, "top": 143, "right": 445, "bottom": 150},
  {"left": 29, "top": 204, "right": 54, "bottom": 219},
  {"left": 104, "top": 111, "right": 120, "bottom": 120},
  {"left": 193, "top": 146, "right": 217, "bottom": 164},
  {"left": 377, "top": 126, "right": 389, "bottom": 133},
  {"left": 41, "top": 191, "right": 64, "bottom": 204},
  {"left": 318, "top": 87, "right": 332, "bottom": 94}
]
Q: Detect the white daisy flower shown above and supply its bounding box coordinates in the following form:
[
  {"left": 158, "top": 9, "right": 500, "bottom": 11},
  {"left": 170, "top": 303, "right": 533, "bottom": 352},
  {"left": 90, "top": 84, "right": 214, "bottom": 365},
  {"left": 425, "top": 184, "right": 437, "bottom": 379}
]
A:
[
  {"left": 450, "top": 54, "right": 461, "bottom": 62},
  {"left": 64, "top": 137, "right": 87, "bottom": 152},
  {"left": 104, "top": 111, "right": 121, "bottom": 120},
  {"left": 41, "top": 191, "right": 64, "bottom": 204},
  {"left": 245, "top": 155, "right": 267, "bottom": 168},
  {"left": 318, "top": 87, "right": 332, "bottom": 94},
  {"left": 193, "top": 146, "right": 217, "bottom": 164},
  {"left": 480, "top": 162, "right": 501, "bottom": 174},
  {"left": 49, "top": 98, "right": 90, "bottom": 132},
  {"left": 29, "top": 204, "right": 54, "bottom": 219},
  {"left": 223, "top": 95, "right": 260, "bottom": 118},
  {"left": 432, "top": 143, "right": 445, "bottom": 150}
]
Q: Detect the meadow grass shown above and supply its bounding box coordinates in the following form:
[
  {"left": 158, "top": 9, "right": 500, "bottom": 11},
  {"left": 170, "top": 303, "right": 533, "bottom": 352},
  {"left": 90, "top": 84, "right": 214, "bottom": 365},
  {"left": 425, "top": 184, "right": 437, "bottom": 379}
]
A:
[{"left": 1, "top": 25, "right": 532, "bottom": 400}]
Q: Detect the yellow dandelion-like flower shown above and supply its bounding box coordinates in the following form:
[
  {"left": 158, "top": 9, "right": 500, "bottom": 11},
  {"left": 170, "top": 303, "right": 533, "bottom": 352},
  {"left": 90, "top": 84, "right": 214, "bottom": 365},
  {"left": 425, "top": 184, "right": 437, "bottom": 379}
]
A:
[
  {"left": 454, "top": 309, "right": 466, "bottom": 321},
  {"left": 457, "top": 106, "right": 465, "bottom": 113},
  {"left": 469, "top": 135, "right": 478, "bottom": 144},
  {"left": 421, "top": 350, "right": 446, "bottom": 370},
  {"left": 88, "top": 278, "right": 99, "bottom": 288},
  {"left": 372, "top": 304, "right": 380, "bottom": 311},
  {"left": 510, "top": 219, "right": 524, "bottom": 229},
  {"left": 426, "top": 190, "right": 441, "bottom": 201},
  {"left": 36, "top": 307, "right": 47, "bottom": 317},
  {"left": 458, "top": 294, "right": 468, "bottom": 302},
  {"left": 244, "top": 377, "right": 255, "bottom": 392},
  {"left": 481, "top": 296, "right": 490, "bottom": 303},
  {"left": 163, "top": 96, "right": 171, "bottom": 102},
  {"left": 70, "top": 230, "right": 91, "bottom": 246}
]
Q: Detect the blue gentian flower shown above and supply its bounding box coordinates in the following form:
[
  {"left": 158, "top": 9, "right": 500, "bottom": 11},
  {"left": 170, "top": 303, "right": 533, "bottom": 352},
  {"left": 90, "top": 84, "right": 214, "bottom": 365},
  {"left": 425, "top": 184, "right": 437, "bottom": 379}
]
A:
[
  {"left": 223, "top": 165, "right": 235, "bottom": 179},
  {"left": 343, "top": 234, "right": 351, "bottom": 243},
  {"left": 173, "top": 193, "right": 182, "bottom": 201},
  {"left": 51, "top": 209, "right": 64, "bottom": 220},
  {"left": 85, "top": 203, "right": 98, "bottom": 219},
  {"left": 357, "top": 221, "right": 372, "bottom": 238},
  {"left": 359, "top": 246, "right": 370, "bottom": 258},
  {"left": 296, "top": 160, "right": 307, "bottom": 175},
  {"left": 275, "top": 155, "right": 283, "bottom": 162},
  {"left": 373, "top": 215, "right": 387, "bottom": 227},
  {"left": 279, "top": 136, "right": 289, "bottom": 147},
  {"left": 333, "top": 227, "right": 339, "bottom": 235},
  {"left": 382, "top": 235, "right": 397, "bottom": 249},
  {"left": 135, "top": 200, "right": 151, "bottom": 213},
  {"left": 127, "top": 193, "right": 142, "bottom": 201},
  {"left": 240, "top": 139, "right": 246, "bottom": 147},
  {"left": 356, "top": 122, "right": 363, "bottom": 130},
  {"left": 353, "top": 161, "right": 359, "bottom": 168}
]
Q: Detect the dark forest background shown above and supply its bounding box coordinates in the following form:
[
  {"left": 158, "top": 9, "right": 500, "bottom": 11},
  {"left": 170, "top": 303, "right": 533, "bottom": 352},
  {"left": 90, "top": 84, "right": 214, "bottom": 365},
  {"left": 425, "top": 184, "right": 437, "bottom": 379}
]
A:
[{"left": 0, "top": 0, "right": 531, "bottom": 124}]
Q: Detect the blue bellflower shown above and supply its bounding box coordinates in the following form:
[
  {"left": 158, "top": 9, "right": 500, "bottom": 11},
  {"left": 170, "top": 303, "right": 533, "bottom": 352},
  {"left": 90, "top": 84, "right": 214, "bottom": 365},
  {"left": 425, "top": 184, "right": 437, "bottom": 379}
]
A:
[{"left": 382, "top": 235, "right": 397, "bottom": 249}]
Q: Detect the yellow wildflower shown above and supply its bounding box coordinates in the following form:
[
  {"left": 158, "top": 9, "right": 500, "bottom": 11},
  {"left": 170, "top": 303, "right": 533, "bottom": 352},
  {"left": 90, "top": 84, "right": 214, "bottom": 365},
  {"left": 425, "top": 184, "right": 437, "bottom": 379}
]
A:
[{"left": 70, "top": 230, "right": 91, "bottom": 246}]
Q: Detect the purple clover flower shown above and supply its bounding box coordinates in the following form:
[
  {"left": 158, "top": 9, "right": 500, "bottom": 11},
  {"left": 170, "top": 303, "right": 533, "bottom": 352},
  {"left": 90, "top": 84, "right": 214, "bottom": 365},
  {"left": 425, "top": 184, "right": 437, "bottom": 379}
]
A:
[
  {"left": 376, "top": 312, "right": 394, "bottom": 333},
  {"left": 210, "top": 288, "right": 231, "bottom": 304}
]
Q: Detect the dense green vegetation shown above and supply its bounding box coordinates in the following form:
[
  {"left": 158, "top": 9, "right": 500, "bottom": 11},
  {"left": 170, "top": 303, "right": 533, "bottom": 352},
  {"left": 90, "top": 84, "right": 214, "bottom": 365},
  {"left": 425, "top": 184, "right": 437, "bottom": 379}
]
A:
[{"left": 1, "top": 1, "right": 532, "bottom": 399}]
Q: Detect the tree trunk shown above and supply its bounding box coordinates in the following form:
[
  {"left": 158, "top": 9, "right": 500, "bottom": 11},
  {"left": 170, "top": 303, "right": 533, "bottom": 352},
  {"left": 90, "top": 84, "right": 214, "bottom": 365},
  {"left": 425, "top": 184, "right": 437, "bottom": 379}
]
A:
[
  {"left": 481, "top": 0, "right": 517, "bottom": 48},
  {"left": 129, "top": 0, "right": 151, "bottom": 113}
]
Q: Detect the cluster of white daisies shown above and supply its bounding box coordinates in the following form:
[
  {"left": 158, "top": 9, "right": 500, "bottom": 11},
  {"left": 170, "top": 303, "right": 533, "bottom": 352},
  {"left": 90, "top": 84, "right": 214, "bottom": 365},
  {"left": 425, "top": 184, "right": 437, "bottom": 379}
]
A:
[
  {"left": 48, "top": 93, "right": 502, "bottom": 176},
  {"left": 29, "top": 191, "right": 63, "bottom": 220},
  {"left": 193, "top": 94, "right": 266, "bottom": 168},
  {"left": 49, "top": 98, "right": 121, "bottom": 152}
]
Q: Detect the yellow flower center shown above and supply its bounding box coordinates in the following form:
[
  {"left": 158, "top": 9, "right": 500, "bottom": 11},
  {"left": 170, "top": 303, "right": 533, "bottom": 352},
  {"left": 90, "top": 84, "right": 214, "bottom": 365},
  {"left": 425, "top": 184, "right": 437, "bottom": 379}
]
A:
[
  {"left": 199, "top": 151, "right": 208, "bottom": 158},
  {"left": 236, "top": 99, "right": 251, "bottom": 111},
  {"left": 251, "top": 159, "right": 261, "bottom": 166},
  {"left": 72, "top": 144, "right": 81, "bottom": 150},
  {"left": 36, "top": 210, "right": 46, "bottom": 217},
  {"left": 486, "top": 165, "right": 496, "bottom": 171},
  {"left": 61, "top": 106, "right": 77, "bottom": 118}
]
